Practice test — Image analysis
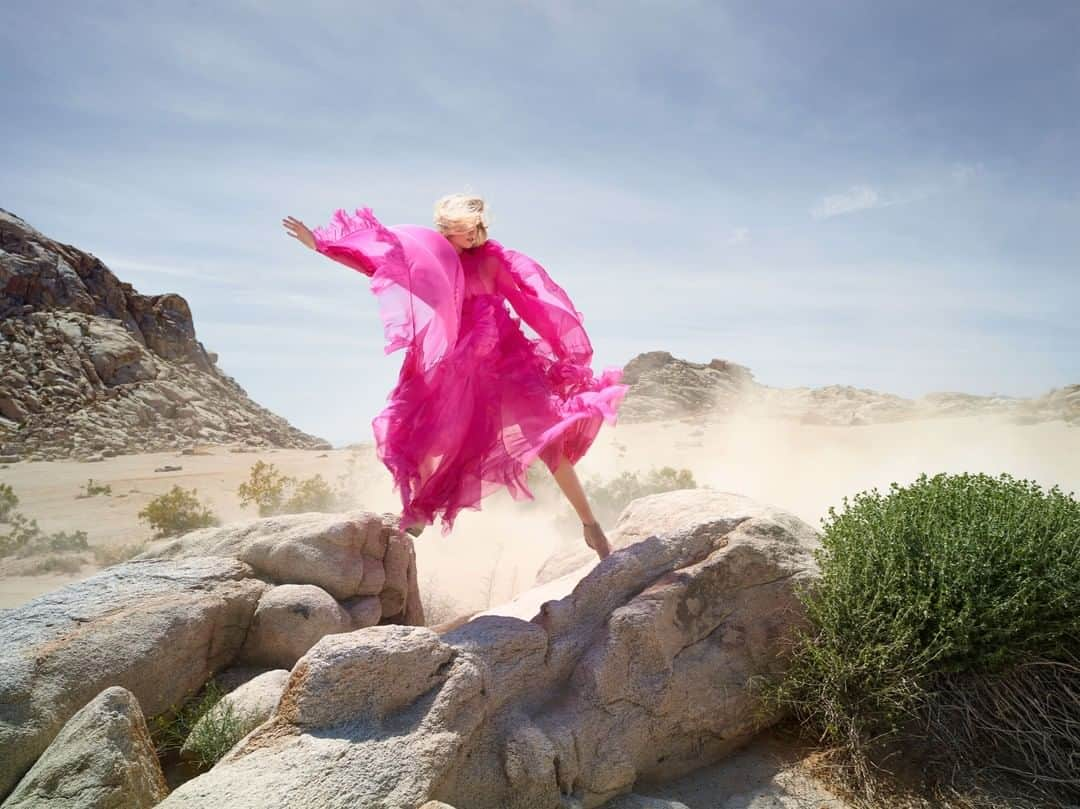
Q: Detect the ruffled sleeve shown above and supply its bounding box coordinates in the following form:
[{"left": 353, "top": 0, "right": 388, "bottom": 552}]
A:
[
  {"left": 312, "top": 208, "right": 463, "bottom": 370},
  {"left": 312, "top": 207, "right": 401, "bottom": 277},
  {"left": 490, "top": 241, "right": 594, "bottom": 365}
]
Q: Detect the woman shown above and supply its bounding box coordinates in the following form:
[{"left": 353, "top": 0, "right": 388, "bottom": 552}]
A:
[{"left": 282, "top": 194, "right": 627, "bottom": 559}]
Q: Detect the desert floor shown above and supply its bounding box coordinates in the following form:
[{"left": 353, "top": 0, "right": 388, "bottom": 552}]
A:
[{"left": 1, "top": 410, "right": 1078, "bottom": 614}]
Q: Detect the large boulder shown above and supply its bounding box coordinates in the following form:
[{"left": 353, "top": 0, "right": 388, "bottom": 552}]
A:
[
  {"left": 84, "top": 318, "right": 159, "bottom": 386},
  {"left": 137, "top": 511, "right": 423, "bottom": 620},
  {"left": 536, "top": 488, "right": 803, "bottom": 585},
  {"left": 156, "top": 490, "right": 821, "bottom": 808},
  {"left": 0, "top": 557, "right": 265, "bottom": 800},
  {"left": 1, "top": 685, "right": 167, "bottom": 809},
  {"left": 238, "top": 584, "right": 352, "bottom": 668}
]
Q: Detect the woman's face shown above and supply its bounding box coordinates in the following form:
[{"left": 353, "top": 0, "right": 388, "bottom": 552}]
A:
[{"left": 445, "top": 226, "right": 477, "bottom": 253}]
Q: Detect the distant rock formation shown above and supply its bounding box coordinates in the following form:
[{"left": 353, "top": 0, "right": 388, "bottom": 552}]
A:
[
  {"left": 0, "top": 209, "right": 329, "bottom": 461},
  {"left": 620, "top": 350, "right": 1080, "bottom": 427},
  {"left": 619, "top": 352, "right": 757, "bottom": 422}
]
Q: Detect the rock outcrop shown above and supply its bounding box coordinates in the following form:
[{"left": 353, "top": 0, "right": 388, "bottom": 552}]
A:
[
  {"left": 133, "top": 510, "right": 425, "bottom": 626},
  {"left": 237, "top": 584, "right": 353, "bottom": 668},
  {"left": 536, "top": 488, "right": 808, "bottom": 586},
  {"left": 1, "top": 685, "right": 168, "bottom": 809},
  {"left": 155, "top": 490, "right": 820, "bottom": 808},
  {"left": 0, "top": 556, "right": 263, "bottom": 800},
  {"left": 0, "top": 511, "right": 423, "bottom": 802},
  {"left": 0, "top": 209, "right": 330, "bottom": 461},
  {"left": 619, "top": 352, "right": 757, "bottom": 422},
  {"left": 620, "top": 350, "right": 1080, "bottom": 426}
]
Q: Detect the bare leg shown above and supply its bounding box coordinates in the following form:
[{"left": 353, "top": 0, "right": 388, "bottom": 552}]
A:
[
  {"left": 551, "top": 454, "right": 611, "bottom": 559},
  {"left": 551, "top": 454, "right": 596, "bottom": 523}
]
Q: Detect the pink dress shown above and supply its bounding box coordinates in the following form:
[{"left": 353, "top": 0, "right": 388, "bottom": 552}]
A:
[{"left": 312, "top": 207, "right": 628, "bottom": 534}]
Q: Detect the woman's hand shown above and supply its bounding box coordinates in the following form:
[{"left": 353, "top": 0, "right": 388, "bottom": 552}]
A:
[{"left": 282, "top": 216, "right": 316, "bottom": 250}]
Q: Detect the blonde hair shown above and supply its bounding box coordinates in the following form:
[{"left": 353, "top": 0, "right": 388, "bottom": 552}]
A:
[{"left": 433, "top": 193, "right": 489, "bottom": 246}]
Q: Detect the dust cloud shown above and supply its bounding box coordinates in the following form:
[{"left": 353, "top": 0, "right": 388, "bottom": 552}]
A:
[
  {"left": 1, "top": 400, "right": 1076, "bottom": 615},
  {"left": 406, "top": 397, "right": 1080, "bottom": 623}
]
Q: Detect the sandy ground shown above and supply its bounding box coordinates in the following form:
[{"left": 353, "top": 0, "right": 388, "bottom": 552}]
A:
[
  {"left": 1, "top": 410, "right": 1078, "bottom": 612},
  {"left": 616, "top": 730, "right": 848, "bottom": 809}
]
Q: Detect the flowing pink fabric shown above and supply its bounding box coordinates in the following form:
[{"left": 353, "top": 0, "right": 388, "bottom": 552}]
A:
[{"left": 313, "top": 207, "right": 628, "bottom": 534}]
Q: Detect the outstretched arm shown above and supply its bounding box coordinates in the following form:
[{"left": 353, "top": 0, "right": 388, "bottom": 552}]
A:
[
  {"left": 282, "top": 208, "right": 401, "bottom": 277},
  {"left": 283, "top": 208, "right": 462, "bottom": 370},
  {"left": 282, "top": 215, "right": 316, "bottom": 250}
]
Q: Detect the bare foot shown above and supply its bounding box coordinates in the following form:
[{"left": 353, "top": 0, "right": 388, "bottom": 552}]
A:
[{"left": 583, "top": 522, "right": 612, "bottom": 560}]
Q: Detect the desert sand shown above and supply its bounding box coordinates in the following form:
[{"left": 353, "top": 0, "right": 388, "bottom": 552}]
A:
[{"left": 2, "top": 407, "right": 1077, "bottom": 614}]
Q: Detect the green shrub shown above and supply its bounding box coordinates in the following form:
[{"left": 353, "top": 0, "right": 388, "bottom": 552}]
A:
[
  {"left": 0, "top": 483, "right": 90, "bottom": 558},
  {"left": 92, "top": 540, "right": 150, "bottom": 567},
  {"left": 765, "top": 471, "right": 1080, "bottom": 806},
  {"left": 150, "top": 680, "right": 252, "bottom": 771},
  {"left": 27, "top": 529, "right": 89, "bottom": 556},
  {"left": 527, "top": 463, "right": 697, "bottom": 527},
  {"left": 236, "top": 460, "right": 291, "bottom": 516},
  {"left": 283, "top": 473, "right": 338, "bottom": 513},
  {"left": 138, "top": 486, "right": 219, "bottom": 538},
  {"left": 77, "top": 478, "right": 112, "bottom": 498},
  {"left": 237, "top": 461, "right": 347, "bottom": 517},
  {"left": 585, "top": 466, "right": 697, "bottom": 524},
  {"left": 24, "top": 554, "right": 85, "bottom": 575},
  {"left": 0, "top": 483, "right": 16, "bottom": 522}
]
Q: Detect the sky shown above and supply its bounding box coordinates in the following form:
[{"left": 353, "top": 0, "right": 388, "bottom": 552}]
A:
[{"left": 3, "top": 1, "right": 1078, "bottom": 447}]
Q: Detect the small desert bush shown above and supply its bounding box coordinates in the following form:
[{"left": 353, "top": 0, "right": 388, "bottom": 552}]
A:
[
  {"left": 0, "top": 483, "right": 90, "bottom": 558},
  {"left": 0, "top": 483, "right": 17, "bottom": 522},
  {"left": 526, "top": 463, "right": 697, "bottom": 527},
  {"left": 138, "top": 486, "right": 219, "bottom": 538},
  {"left": 763, "top": 471, "right": 1080, "bottom": 807},
  {"left": 150, "top": 680, "right": 253, "bottom": 771},
  {"left": 22, "top": 553, "right": 84, "bottom": 575},
  {"left": 237, "top": 460, "right": 348, "bottom": 516},
  {"left": 92, "top": 539, "right": 151, "bottom": 567},
  {"left": 283, "top": 473, "right": 339, "bottom": 513},
  {"left": 77, "top": 478, "right": 112, "bottom": 498},
  {"left": 584, "top": 466, "right": 697, "bottom": 524}
]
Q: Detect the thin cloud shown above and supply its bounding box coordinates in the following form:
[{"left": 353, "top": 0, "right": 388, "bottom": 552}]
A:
[
  {"left": 103, "top": 256, "right": 245, "bottom": 286},
  {"left": 812, "top": 164, "right": 987, "bottom": 220},
  {"left": 811, "top": 185, "right": 883, "bottom": 219}
]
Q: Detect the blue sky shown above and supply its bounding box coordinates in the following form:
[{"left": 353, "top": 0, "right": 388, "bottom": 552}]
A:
[{"left": 3, "top": 1, "right": 1078, "bottom": 446}]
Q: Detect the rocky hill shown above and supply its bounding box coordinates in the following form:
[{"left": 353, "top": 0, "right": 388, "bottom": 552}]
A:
[
  {"left": 0, "top": 209, "right": 330, "bottom": 462},
  {"left": 620, "top": 350, "right": 1080, "bottom": 426}
]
